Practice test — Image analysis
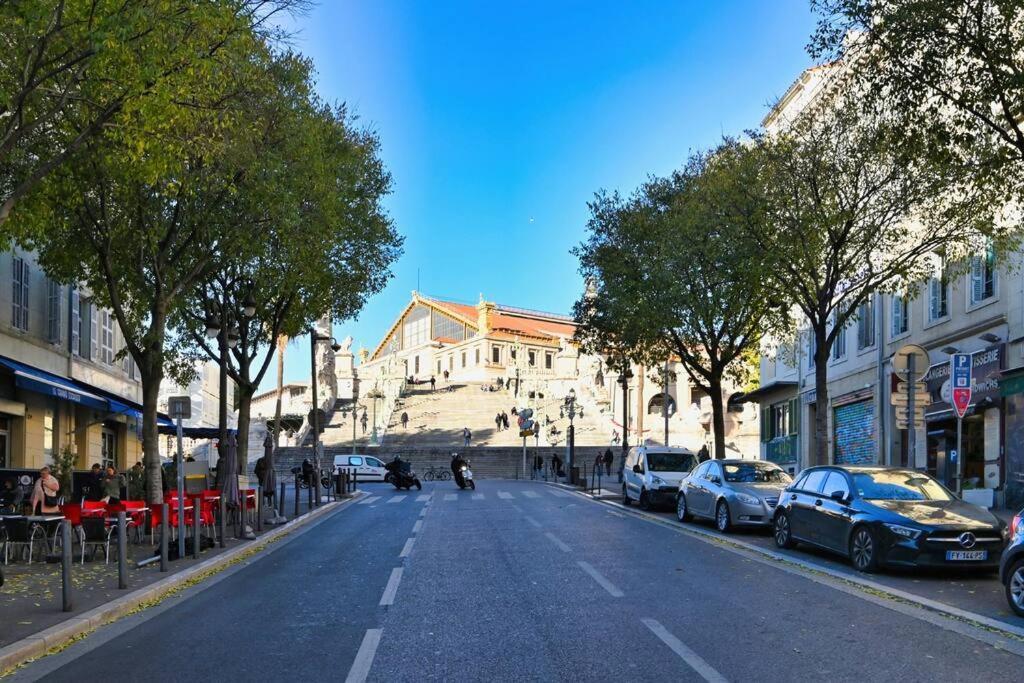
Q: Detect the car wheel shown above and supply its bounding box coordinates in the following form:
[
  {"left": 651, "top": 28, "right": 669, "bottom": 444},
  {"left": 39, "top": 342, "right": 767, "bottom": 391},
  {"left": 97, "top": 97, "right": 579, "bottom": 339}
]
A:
[
  {"left": 715, "top": 500, "right": 731, "bottom": 532},
  {"left": 639, "top": 489, "right": 651, "bottom": 511},
  {"left": 1007, "top": 558, "right": 1024, "bottom": 618},
  {"left": 774, "top": 512, "right": 796, "bottom": 549},
  {"left": 850, "top": 526, "right": 879, "bottom": 573},
  {"left": 622, "top": 485, "right": 631, "bottom": 506},
  {"left": 676, "top": 493, "right": 691, "bottom": 523}
]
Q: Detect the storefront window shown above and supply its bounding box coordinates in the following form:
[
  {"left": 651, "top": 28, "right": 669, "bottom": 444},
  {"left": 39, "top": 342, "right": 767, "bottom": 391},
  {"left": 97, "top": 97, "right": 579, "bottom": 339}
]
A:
[{"left": 43, "top": 409, "right": 54, "bottom": 464}]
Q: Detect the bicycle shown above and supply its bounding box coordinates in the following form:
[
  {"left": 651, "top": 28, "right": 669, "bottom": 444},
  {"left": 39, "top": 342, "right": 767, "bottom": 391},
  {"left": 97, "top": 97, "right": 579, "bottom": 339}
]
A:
[{"left": 422, "top": 466, "right": 451, "bottom": 481}]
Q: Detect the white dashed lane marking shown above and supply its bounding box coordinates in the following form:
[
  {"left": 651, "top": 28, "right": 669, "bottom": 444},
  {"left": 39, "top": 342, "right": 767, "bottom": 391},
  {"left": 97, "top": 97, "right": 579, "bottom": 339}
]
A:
[
  {"left": 472, "top": 493, "right": 484, "bottom": 500},
  {"left": 522, "top": 491, "right": 540, "bottom": 498},
  {"left": 400, "top": 537, "right": 416, "bottom": 558},
  {"left": 387, "top": 495, "right": 406, "bottom": 504},
  {"left": 577, "top": 561, "right": 624, "bottom": 598},
  {"left": 415, "top": 494, "right": 431, "bottom": 502},
  {"left": 545, "top": 532, "right": 571, "bottom": 553},
  {"left": 345, "top": 629, "right": 382, "bottom": 683},
  {"left": 642, "top": 618, "right": 727, "bottom": 683},
  {"left": 358, "top": 497, "right": 380, "bottom": 505},
  {"left": 412, "top": 520, "right": 422, "bottom": 533},
  {"left": 497, "top": 491, "right": 513, "bottom": 500},
  {"left": 524, "top": 516, "right": 542, "bottom": 529},
  {"left": 444, "top": 493, "right": 457, "bottom": 501},
  {"left": 379, "top": 568, "right": 403, "bottom": 606}
]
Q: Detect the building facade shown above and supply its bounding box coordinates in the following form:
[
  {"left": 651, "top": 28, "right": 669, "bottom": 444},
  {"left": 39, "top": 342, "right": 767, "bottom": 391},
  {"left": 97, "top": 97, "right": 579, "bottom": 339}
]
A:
[
  {"left": 0, "top": 248, "right": 151, "bottom": 471},
  {"left": 157, "top": 360, "right": 233, "bottom": 462},
  {"left": 750, "top": 63, "right": 1024, "bottom": 509},
  {"left": 345, "top": 292, "right": 759, "bottom": 453}
]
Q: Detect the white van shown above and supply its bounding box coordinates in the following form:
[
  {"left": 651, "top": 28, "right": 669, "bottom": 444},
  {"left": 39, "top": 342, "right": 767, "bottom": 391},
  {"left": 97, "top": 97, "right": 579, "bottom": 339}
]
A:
[
  {"left": 333, "top": 454, "right": 388, "bottom": 482},
  {"left": 622, "top": 446, "right": 699, "bottom": 510}
]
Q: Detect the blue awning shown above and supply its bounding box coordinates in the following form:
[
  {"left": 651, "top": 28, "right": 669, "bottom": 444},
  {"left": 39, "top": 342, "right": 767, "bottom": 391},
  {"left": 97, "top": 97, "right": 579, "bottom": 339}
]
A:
[
  {"left": 0, "top": 354, "right": 173, "bottom": 426},
  {"left": 0, "top": 356, "right": 110, "bottom": 412}
]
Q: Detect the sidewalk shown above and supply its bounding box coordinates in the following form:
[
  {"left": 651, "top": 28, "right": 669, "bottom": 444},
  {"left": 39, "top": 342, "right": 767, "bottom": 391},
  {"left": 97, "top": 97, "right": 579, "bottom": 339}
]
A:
[{"left": 0, "top": 488, "right": 349, "bottom": 656}]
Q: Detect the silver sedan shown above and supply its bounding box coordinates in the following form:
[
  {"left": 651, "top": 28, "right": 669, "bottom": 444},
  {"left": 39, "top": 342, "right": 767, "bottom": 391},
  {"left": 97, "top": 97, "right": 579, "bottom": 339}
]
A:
[{"left": 676, "top": 459, "right": 792, "bottom": 532}]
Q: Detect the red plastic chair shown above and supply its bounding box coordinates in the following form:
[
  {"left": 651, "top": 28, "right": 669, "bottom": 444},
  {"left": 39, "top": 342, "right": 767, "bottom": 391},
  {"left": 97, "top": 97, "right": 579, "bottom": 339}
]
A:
[
  {"left": 60, "top": 503, "right": 83, "bottom": 527},
  {"left": 188, "top": 494, "right": 216, "bottom": 541},
  {"left": 81, "top": 500, "right": 106, "bottom": 519},
  {"left": 120, "top": 501, "right": 147, "bottom": 542}
]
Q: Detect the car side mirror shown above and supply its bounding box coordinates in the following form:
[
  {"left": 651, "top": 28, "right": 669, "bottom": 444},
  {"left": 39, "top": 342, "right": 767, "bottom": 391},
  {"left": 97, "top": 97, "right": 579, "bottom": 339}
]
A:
[
  {"left": 632, "top": 464, "right": 642, "bottom": 474},
  {"left": 829, "top": 490, "right": 848, "bottom": 503}
]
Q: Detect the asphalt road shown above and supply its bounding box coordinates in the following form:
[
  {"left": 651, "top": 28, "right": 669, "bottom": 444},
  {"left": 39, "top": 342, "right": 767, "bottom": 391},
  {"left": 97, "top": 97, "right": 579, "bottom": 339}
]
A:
[{"left": 13, "top": 480, "right": 1024, "bottom": 682}]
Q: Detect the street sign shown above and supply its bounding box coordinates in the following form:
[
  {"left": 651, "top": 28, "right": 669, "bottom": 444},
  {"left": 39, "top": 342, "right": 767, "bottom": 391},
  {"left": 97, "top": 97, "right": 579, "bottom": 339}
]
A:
[
  {"left": 893, "top": 344, "right": 930, "bottom": 381},
  {"left": 168, "top": 396, "right": 191, "bottom": 420},
  {"left": 890, "top": 381, "right": 929, "bottom": 406},
  {"left": 950, "top": 353, "right": 972, "bottom": 418},
  {"left": 519, "top": 429, "right": 533, "bottom": 437}
]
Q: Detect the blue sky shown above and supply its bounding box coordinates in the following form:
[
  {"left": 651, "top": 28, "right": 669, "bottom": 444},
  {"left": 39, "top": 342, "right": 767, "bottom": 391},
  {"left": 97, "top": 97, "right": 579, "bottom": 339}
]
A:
[{"left": 262, "top": 1, "right": 819, "bottom": 392}]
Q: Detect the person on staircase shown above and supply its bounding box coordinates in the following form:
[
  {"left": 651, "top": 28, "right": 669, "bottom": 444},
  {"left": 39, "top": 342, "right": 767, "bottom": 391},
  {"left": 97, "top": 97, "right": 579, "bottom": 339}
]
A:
[
  {"left": 430, "top": 375, "right": 436, "bottom": 391},
  {"left": 401, "top": 411, "right": 409, "bottom": 429},
  {"left": 494, "top": 413, "right": 503, "bottom": 432}
]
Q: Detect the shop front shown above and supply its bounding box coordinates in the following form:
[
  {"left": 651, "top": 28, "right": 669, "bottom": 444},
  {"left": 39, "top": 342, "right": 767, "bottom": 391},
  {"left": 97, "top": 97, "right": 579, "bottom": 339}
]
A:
[
  {"left": 832, "top": 389, "right": 876, "bottom": 466},
  {"left": 1000, "top": 370, "right": 1024, "bottom": 510},
  {"left": 922, "top": 346, "right": 1003, "bottom": 496}
]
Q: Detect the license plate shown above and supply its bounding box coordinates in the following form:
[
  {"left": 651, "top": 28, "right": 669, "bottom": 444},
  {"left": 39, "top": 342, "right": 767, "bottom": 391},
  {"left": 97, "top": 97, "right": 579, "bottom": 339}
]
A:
[{"left": 945, "top": 550, "right": 987, "bottom": 561}]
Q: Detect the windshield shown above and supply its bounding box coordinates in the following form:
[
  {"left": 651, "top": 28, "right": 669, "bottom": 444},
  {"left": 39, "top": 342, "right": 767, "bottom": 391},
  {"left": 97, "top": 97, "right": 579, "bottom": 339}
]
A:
[
  {"left": 852, "top": 470, "right": 954, "bottom": 502},
  {"left": 647, "top": 452, "right": 697, "bottom": 473},
  {"left": 723, "top": 463, "right": 791, "bottom": 484}
]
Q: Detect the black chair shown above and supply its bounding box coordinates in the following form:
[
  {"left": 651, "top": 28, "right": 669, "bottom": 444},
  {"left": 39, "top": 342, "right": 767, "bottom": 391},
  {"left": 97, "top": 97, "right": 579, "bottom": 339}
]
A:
[
  {"left": 81, "top": 517, "right": 113, "bottom": 564},
  {"left": 2, "top": 519, "right": 45, "bottom": 564}
]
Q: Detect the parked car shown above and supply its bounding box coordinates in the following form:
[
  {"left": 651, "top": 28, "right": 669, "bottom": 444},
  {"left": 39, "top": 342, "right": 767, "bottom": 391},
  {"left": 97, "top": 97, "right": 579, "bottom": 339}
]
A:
[
  {"left": 1000, "top": 508, "right": 1024, "bottom": 617},
  {"left": 772, "top": 466, "right": 1008, "bottom": 573},
  {"left": 676, "top": 459, "right": 791, "bottom": 532},
  {"left": 622, "top": 446, "right": 698, "bottom": 510},
  {"left": 333, "top": 454, "right": 388, "bottom": 482}
]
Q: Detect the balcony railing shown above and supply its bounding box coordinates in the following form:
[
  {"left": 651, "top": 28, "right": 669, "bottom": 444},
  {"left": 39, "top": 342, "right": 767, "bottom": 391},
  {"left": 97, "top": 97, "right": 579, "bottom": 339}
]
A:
[{"left": 765, "top": 434, "right": 797, "bottom": 464}]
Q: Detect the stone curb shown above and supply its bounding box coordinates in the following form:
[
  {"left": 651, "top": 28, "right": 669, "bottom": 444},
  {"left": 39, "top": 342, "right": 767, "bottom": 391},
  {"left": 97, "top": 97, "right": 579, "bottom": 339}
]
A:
[
  {"left": 0, "top": 492, "right": 363, "bottom": 674},
  {"left": 542, "top": 480, "right": 1024, "bottom": 641}
]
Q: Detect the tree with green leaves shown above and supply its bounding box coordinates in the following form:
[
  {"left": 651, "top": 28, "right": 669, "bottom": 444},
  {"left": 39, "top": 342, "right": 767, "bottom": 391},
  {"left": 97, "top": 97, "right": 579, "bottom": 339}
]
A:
[
  {"left": 171, "top": 60, "right": 401, "bottom": 473},
  {"left": 0, "top": 1, "right": 308, "bottom": 232},
  {"left": 810, "top": 0, "right": 1024, "bottom": 204},
  {"left": 752, "top": 93, "right": 1002, "bottom": 466},
  {"left": 574, "top": 140, "right": 784, "bottom": 459},
  {"left": 14, "top": 34, "right": 308, "bottom": 502}
]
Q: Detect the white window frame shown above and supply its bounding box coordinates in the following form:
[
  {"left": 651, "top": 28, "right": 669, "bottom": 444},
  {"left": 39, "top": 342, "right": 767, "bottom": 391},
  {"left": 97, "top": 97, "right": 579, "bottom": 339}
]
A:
[
  {"left": 830, "top": 311, "right": 847, "bottom": 363},
  {"left": 968, "top": 244, "right": 997, "bottom": 308},
  {"left": 926, "top": 264, "right": 950, "bottom": 326},
  {"left": 70, "top": 289, "right": 81, "bottom": 355},
  {"left": 856, "top": 296, "right": 875, "bottom": 352},
  {"left": 890, "top": 294, "right": 909, "bottom": 339},
  {"left": 101, "top": 309, "right": 115, "bottom": 365}
]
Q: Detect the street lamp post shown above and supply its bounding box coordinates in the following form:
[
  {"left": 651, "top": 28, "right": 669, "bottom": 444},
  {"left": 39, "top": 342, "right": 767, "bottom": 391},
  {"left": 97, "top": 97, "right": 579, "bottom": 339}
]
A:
[
  {"left": 564, "top": 388, "right": 577, "bottom": 481},
  {"left": 618, "top": 362, "right": 632, "bottom": 483},
  {"left": 310, "top": 327, "right": 342, "bottom": 506}
]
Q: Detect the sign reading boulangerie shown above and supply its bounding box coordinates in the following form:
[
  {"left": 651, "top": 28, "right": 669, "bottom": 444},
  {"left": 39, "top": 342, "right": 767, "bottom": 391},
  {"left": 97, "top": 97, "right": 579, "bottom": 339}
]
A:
[{"left": 924, "top": 345, "right": 1003, "bottom": 418}]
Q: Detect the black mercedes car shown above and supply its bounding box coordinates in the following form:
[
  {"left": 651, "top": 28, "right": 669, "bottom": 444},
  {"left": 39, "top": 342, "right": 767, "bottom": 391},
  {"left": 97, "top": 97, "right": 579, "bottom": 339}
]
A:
[
  {"left": 1000, "top": 509, "right": 1024, "bottom": 617},
  {"left": 772, "top": 466, "right": 1008, "bottom": 572}
]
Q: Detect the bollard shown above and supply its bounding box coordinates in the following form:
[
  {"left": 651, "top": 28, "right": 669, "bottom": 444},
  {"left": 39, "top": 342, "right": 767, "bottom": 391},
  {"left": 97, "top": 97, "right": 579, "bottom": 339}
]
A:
[
  {"left": 256, "top": 485, "right": 263, "bottom": 532},
  {"left": 219, "top": 495, "right": 227, "bottom": 549},
  {"left": 335, "top": 472, "right": 343, "bottom": 496},
  {"left": 306, "top": 477, "right": 313, "bottom": 513},
  {"left": 61, "top": 520, "right": 73, "bottom": 611},
  {"left": 192, "top": 500, "right": 201, "bottom": 559},
  {"left": 279, "top": 480, "right": 286, "bottom": 518},
  {"left": 160, "top": 503, "right": 169, "bottom": 572},
  {"left": 117, "top": 512, "right": 128, "bottom": 589},
  {"left": 294, "top": 477, "right": 300, "bottom": 517},
  {"left": 352, "top": 469, "right": 358, "bottom": 492}
]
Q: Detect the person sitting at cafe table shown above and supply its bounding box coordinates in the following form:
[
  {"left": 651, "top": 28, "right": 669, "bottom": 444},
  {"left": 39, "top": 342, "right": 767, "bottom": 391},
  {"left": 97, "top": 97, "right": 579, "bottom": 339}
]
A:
[
  {"left": 0, "top": 478, "right": 25, "bottom": 513},
  {"left": 101, "top": 465, "right": 123, "bottom": 504},
  {"left": 30, "top": 466, "right": 61, "bottom": 514}
]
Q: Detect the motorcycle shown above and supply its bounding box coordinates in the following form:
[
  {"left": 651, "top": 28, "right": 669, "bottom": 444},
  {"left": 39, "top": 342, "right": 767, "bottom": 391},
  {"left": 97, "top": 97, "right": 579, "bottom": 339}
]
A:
[
  {"left": 385, "top": 459, "right": 422, "bottom": 490},
  {"left": 454, "top": 461, "right": 475, "bottom": 490}
]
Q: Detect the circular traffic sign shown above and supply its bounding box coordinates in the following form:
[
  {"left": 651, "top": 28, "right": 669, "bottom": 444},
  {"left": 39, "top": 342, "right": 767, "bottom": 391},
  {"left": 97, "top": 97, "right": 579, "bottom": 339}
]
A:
[{"left": 893, "top": 344, "right": 930, "bottom": 381}]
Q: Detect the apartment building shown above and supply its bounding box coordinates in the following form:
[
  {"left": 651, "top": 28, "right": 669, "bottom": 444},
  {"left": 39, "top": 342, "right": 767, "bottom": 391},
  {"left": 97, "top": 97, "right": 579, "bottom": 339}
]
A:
[
  {"left": 750, "top": 63, "right": 1024, "bottom": 509},
  {"left": 0, "top": 248, "right": 159, "bottom": 471}
]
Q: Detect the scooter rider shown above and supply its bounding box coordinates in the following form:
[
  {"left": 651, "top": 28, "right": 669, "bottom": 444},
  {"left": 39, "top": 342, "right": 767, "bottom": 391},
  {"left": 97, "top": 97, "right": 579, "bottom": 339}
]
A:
[{"left": 451, "top": 451, "right": 467, "bottom": 487}]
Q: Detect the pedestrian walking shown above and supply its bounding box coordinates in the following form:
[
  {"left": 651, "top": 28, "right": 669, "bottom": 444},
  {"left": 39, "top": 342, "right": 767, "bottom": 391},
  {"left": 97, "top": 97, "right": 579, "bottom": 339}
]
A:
[
  {"left": 697, "top": 444, "right": 710, "bottom": 462},
  {"left": 444, "top": 369, "right": 449, "bottom": 383},
  {"left": 495, "top": 412, "right": 503, "bottom": 432},
  {"left": 401, "top": 411, "right": 409, "bottom": 428},
  {"left": 462, "top": 427, "right": 472, "bottom": 447},
  {"left": 502, "top": 412, "right": 509, "bottom": 430},
  {"left": 533, "top": 454, "right": 544, "bottom": 477},
  {"left": 430, "top": 375, "right": 436, "bottom": 391},
  {"left": 551, "top": 453, "right": 563, "bottom": 478},
  {"left": 360, "top": 412, "right": 368, "bottom": 434},
  {"left": 511, "top": 406, "right": 518, "bottom": 416},
  {"left": 603, "top": 448, "right": 614, "bottom": 476},
  {"left": 497, "top": 377, "right": 504, "bottom": 389}
]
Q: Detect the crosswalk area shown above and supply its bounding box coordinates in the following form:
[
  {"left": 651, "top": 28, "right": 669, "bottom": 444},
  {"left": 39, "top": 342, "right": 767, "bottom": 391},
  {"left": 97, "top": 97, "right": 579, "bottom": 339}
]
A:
[{"left": 356, "top": 487, "right": 574, "bottom": 506}]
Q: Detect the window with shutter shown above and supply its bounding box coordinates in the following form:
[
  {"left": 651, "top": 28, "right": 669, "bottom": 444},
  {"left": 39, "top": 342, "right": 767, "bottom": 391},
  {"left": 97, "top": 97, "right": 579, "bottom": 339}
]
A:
[
  {"left": 891, "top": 295, "right": 908, "bottom": 337},
  {"left": 11, "top": 256, "right": 29, "bottom": 331},
  {"left": 70, "top": 289, "right": 81, "bottom": 354},
  {"left": 789, "top": 398, "right": 799, "bottom": 434},
  {"left": 89, "top": 302, "right": 98, "bottom": 360},
  {"left": 101, "top": 310, "right": 114, "bottom": 364},
  {"left": 970, "top": 244, "right": 996, "bottom": 305},
  {"left": 857, "top": 297, "right": 875, "bottom": 350},
  {"left": 760, "top": 408, "right": 769, "bottom": 442},
  {"left": 831, "top": 311, "right": 846, "bottom": 361},
  {"left": 46, "top": 280, "right": 61, "bottom": 342}
]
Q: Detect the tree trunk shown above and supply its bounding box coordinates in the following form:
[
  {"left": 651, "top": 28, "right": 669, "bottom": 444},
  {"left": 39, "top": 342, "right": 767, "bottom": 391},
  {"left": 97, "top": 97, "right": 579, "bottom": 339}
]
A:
[
  {"left": 140, "top": 360, "right": 164, "bottom": 505},
  {"left": 708, "top": 371, "right": 727, "bottom": 459},
  {"left": 235, "top": 383, "right": 255, "bottom": 475},
  {"left": 813, "top": 325, "right": 831, "bottom": 467}
]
